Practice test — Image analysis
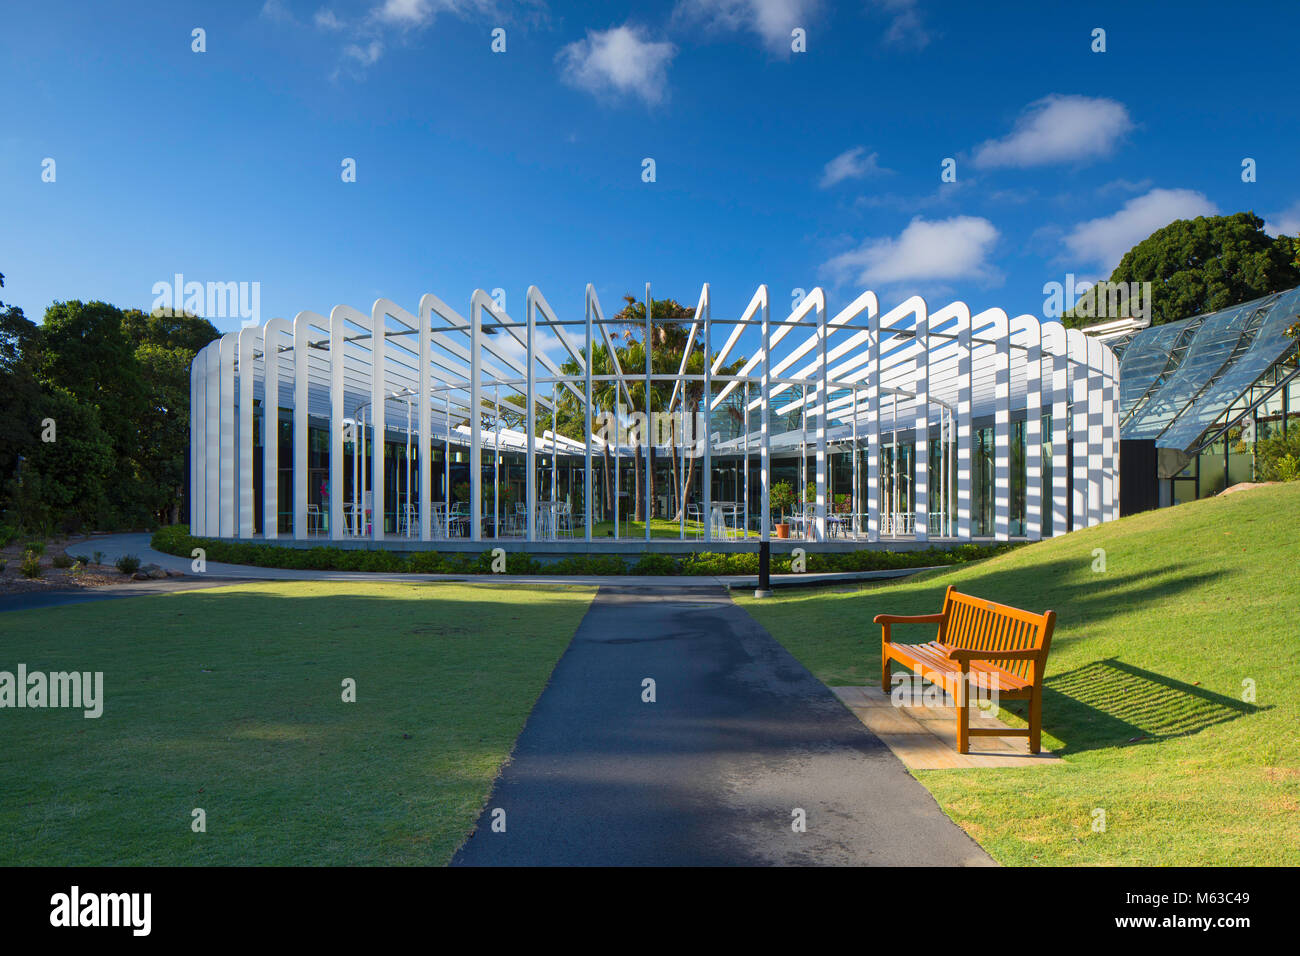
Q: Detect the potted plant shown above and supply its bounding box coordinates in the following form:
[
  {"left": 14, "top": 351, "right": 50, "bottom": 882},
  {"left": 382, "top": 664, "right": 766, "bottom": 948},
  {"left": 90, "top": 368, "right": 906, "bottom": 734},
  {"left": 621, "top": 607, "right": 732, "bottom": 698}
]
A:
[{"left": 770, "top": 480, "right": 794, "bottom": 538}]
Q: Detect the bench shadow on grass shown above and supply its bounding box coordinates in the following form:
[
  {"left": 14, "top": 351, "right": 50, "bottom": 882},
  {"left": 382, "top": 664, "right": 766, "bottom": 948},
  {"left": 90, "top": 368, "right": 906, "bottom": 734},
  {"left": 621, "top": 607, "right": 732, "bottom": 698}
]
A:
[
  {"left": 841, "top": 557, "right": 1263, "bottom": 755},
  {"left": 999, "top": 658, "right": 1263, "bottom": 756}
]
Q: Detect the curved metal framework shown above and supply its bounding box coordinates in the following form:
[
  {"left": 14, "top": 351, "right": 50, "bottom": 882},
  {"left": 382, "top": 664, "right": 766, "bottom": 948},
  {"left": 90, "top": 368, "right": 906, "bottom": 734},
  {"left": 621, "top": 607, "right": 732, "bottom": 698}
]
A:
[{"left": 190, "top": 284, "right": 1121, "bottom": 546}]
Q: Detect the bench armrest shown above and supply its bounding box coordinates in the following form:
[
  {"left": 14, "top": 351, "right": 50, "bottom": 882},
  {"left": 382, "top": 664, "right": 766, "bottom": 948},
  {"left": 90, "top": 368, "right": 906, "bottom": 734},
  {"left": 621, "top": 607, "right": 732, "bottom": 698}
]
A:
[
  {"left": 945, "top": 647, "right": 1042, "bottom": 661},
  {"left": 873, "top": 613, "right": 943, "bottom": 625}
]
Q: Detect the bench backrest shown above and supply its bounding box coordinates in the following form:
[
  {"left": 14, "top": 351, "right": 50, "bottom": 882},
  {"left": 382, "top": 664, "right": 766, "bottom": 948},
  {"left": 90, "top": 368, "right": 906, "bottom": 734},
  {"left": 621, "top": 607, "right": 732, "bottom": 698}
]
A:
[{"left": 938, "top": 585, "right": 1056, "bottom": 682}]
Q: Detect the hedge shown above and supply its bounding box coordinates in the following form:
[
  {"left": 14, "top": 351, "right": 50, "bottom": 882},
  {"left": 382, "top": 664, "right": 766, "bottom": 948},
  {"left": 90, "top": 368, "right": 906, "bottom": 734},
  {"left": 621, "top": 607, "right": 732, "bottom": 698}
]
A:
[{"left": 151, "top": 525, "right": 1018, "bottom": 577}]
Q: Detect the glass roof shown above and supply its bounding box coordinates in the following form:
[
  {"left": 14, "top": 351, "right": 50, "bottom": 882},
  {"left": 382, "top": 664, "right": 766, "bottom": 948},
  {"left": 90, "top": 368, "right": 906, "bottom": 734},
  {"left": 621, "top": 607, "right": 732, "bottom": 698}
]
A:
[{"left": 1118, "top": 287, "right": 1300, "bottom": 450}]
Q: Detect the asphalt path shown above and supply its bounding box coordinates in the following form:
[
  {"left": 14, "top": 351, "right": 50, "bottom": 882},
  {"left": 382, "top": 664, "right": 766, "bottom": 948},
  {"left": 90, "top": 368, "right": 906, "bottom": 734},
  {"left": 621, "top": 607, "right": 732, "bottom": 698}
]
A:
[{"left": 453, "top": 586, "right": 993, "bottom": 866}]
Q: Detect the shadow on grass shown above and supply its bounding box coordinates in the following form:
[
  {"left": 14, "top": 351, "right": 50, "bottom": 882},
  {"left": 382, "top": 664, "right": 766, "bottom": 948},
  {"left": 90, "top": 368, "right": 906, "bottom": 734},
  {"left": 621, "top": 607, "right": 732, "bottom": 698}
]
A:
[{"left": 998, "top": 658, "right": 1263, "bottom": 755}]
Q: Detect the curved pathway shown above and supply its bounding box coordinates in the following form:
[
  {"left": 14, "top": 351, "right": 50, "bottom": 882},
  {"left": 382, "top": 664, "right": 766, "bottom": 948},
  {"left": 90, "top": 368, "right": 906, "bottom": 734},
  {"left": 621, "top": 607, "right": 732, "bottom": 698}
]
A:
[{"left": 453, "top": 586, "right": 993, "bottom": 866}]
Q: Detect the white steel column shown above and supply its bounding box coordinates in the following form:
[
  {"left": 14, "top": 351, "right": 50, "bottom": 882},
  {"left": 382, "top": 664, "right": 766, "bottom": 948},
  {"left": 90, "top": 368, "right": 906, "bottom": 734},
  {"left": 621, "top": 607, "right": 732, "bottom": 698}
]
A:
[
  {"left": 990, "top": 310, "right": 1010, "bottom": 542},
  {"left": 370, "top": 306, "right": 387, "bottom": 542},
  {"left": 469, "top": 291, "right": 485, "bottom": 541},
  {"left": 329, "top": 308, "right": 346, "bottom": 541},
  {"left": 1014, "top": 315, "right": 1043, "bottom": 541},
  {"left": 584, "top": 285, "right": 595, "bottom": 542},
  {"left": 645, "top": 283, "right": 653, "bottom": 541},
  {"left": 291, "top": 314, "right": 312, "bottom": 540},
  {"left": 866, "top": 306, "right": 881, "bottom": 542},
  {"left": 262, "top": 319, "right": 289, "bottom": 539},
  {"left": 1068, "top": 329, "right": 1089, "bottom": 532},
  {"left": 1087, "top": 336, "right": 1105, "bottom": 528},
  {"left": 418, "top": 302, "right": 432, "bottom": 540},
  {"left": 913, "top": 305, "right": 929, "bottom": 543},
  {"left": 526, "top": 290, "right": 536, "bottom": 543},
  {"left": 190, "top": 348, "right": 201, "bottom": 533},
  {"left": 219, "top": 333, "right": 236, "bottom": 538},
  {"left": 955, "top": 309, "right": 972, "bottom": 540},
  {"left": 814, "top": 291, "right": 828, "bottom": 542},
  {"left": 702, "top": 289, "right": 713, "bottom": 543},
  {"left": 205, "top": 343, "right": 220, "bottom": 536},
  {"left": 1044, "top": 323, "right": 1069, "bottom": 537},
  {"left": 237, "top": 328, "right": 256, "bottom": 538}
]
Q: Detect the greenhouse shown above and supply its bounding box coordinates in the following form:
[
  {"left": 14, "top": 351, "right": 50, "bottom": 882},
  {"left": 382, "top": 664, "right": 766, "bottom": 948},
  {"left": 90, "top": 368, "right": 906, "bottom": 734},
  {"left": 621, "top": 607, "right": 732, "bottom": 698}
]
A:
[
  {"left": 189, "top": 284, "right": 1121, "bottom": 548},
  {"left": 1112, "top": 285, "right": 1300, "bottom": 511}
]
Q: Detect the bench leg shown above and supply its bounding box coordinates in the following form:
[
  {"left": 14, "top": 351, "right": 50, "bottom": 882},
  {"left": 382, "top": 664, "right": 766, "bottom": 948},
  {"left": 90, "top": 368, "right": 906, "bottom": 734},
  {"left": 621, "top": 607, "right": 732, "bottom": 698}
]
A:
[
  {"left": 881, "top": 650, "right": 892, "bottom": 694},
  {"left": 1029, "top": 690, "right": 1042, "bottom": 754},
  {"left": 957, "top": 670, "right": 970, "bottom": 754}
]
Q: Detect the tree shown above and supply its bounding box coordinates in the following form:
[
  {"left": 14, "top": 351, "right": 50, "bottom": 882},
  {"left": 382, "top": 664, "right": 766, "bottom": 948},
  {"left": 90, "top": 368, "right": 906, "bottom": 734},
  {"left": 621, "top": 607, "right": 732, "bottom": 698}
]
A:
[
  {"left": 1065, "top": 212, "right": 1300, "bottom": 329},
  {"left": 6, "top": 387, "right": 114, "bottom": 532}
]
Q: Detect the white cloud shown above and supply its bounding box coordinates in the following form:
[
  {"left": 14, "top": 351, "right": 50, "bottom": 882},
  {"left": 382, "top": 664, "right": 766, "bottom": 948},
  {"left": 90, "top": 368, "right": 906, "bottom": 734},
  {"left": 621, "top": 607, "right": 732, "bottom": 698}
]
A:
[
  {"left": 344, "top": 39, "right": 385, "bottom": 66},
  {"left": 1264, "top": 201, "right": 1300, "bottom": 237},
  {"left": 557, "top": 25, "right": 676, "bottom": 106},
  {"left": 314, "top": 8, "right": 346, "bottom": 30},
  {"left": 1064, "top": 188, "right": 1219, "bottom": 271},
  {"left": 673, "top": 0, "right": 819, "bottom": 53},
  {"left": 972, "top": 94, "right": 1134, "bottom": 169},
  {"left": 822, "top": 215, "right": 1000, "bottom": 287},
  {"left": 374, "top": 0, "right": 437, "bottom": 26},
  {"left": 819, "top": 147, "right": 888, "bottom": 188},
  {"left": 869, "top": 0, "right": 929, "bottom": 50},
  {"left": 261, "top": 0, "right": 296, "bottom": 22}
]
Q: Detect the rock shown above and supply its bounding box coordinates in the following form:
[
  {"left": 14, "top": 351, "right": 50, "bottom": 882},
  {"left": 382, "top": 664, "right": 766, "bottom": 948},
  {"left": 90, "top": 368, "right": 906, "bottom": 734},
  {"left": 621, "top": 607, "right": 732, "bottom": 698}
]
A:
[
  {"left": 132, "top": 572, "right": 150, "bottom": 581},
  {"left": 147, "top": 568, "right": 167, "bottom": 580},
  {"left": 165, "top": 569, "right": 185, "bottom": 578}
]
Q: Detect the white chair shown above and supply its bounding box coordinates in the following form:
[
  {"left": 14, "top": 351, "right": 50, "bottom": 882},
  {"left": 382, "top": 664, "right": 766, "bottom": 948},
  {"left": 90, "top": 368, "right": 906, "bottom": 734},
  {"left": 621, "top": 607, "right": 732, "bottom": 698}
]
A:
[
  {"left": 397, "top": 502, "right": 415, "bottom": 537},
  {"left": 556, "top": 501, "right": 575, "bottom": 538},
  {"left": 687, "top": 503, "right": 704, "bottom": 539},
  {"left": 307, "top": 504, "right": 322, "bottom": 535}
]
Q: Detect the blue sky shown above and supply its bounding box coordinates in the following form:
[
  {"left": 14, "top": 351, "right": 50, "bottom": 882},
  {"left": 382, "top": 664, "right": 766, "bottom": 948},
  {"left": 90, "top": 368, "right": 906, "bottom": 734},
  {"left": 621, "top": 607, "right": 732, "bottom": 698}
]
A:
[{"left": 2, "top": 0, "right": 1298, "bottom": 350}]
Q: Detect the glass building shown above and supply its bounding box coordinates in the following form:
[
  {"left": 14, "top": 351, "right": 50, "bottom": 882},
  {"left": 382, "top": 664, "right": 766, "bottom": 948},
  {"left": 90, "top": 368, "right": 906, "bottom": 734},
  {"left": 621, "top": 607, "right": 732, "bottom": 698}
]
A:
[
  {"left": 189, "top": 285, "right": 1120, "bottom": 547},
  {"left": 1111, "top": 286, "right": 1300, "bottom": 511}
]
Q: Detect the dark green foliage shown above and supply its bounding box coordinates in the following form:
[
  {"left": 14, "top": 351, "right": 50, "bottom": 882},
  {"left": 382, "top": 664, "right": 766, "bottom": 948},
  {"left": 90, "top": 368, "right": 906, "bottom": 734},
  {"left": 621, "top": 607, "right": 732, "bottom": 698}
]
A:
[
  {"left": 151, "top": 524, "right": 1019, "bottom": 579},
  {"left": 1255, "top": 427, "right": 1300, "bottom": 482},
  {"left": 115, "top": 554, "right": 141, "bottom": 575},
  {"left": 51, "top": 552, "right": 73, "bottom": 569},
  {"left": 1065, "top": 212, "right": 1300, "bottom": 329},
  {"left": 0, "top": 273, "right": 219, "bottom": 533},
  {"left": 631, "top": 552, "right": 679, "bottom": 575}
]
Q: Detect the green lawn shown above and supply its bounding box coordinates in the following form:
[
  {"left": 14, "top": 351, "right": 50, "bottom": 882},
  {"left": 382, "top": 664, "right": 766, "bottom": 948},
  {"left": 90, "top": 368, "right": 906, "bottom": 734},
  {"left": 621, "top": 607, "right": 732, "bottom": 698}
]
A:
[
  {"left": 737, "top": 482, "right": 1300, "bottom": 865},
  {"left": 0, "top": 580, "right": 594, "bottom": 865},
  {"left": 588, "top": 516, "right": 758, "bottom": 539}
]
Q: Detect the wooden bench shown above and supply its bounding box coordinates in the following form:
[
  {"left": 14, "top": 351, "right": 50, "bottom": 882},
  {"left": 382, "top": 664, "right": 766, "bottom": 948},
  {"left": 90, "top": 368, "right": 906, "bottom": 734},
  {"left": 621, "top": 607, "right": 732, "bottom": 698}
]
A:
[{"left": 874, "top": 586, "right": 1056, "bottom": 754}]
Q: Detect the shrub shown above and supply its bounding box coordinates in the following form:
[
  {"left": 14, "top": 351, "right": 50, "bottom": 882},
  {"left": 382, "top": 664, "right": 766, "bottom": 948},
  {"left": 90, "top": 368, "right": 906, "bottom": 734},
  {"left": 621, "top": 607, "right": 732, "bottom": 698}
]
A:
[
  {"left": 1256, "top": 428, "right": 1300, "bottom": 482},
  {"left": 1273, "top": 454, "right": 1300, "bottom": 482},
  {"left": 115, "top": 554, "right": 141, "bottom": 575},
  {"left": 632, "top": 552, "right": 679, "bottom": 575},
  {"left": 51, "top": 552, "right": 74, "bottom": 569},
  {"left": 0, "top": 525, "right": 16, "bottom": 548},
  {"left": 92, "top": 550, "right": 105, "bottom": 565},
  {"left": 407, "top": 551, "right": 452, "bottom": 574},
  {"left": 23, "top": 540, "right": 46, "bottom": 556},
  {"left": 20, "top": 550, "right": 42, "bottom": 578}
]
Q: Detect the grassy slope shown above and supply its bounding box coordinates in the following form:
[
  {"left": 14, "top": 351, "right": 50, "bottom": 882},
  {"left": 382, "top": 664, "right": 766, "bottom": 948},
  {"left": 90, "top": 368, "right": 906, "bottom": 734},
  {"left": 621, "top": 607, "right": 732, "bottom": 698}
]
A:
[
  {"left": 737, "top": 483, "right": 1300, "bottom": 865},
  {"left": 0, "top": 581, "right": 594, "bottom": 865}
]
